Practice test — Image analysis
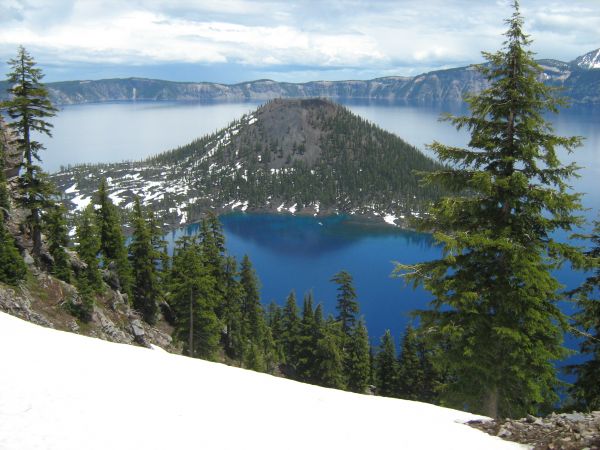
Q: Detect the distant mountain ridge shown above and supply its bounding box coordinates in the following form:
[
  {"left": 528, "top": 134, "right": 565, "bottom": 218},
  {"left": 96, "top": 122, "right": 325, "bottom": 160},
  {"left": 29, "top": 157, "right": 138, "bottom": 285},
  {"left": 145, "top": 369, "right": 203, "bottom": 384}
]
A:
[
  {"left": 50, "top": 99, "right": 443, "bottom": 227},
  {"left": 1, "top": 49, "right": 599, "bottom": 105}
]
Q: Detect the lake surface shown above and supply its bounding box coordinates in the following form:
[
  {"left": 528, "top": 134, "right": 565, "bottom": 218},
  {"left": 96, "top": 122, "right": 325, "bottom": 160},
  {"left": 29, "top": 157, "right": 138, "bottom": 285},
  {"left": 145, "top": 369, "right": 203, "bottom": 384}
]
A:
[{"left": 38, "top": 100, "right": 600, "bottom": 354}]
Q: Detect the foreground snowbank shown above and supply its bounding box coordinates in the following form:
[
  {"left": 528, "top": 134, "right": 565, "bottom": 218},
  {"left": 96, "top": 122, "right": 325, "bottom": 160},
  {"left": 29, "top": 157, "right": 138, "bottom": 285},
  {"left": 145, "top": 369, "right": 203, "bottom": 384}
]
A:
[{"left": 0, "top": 312, "right": 523, "bottom": 450}]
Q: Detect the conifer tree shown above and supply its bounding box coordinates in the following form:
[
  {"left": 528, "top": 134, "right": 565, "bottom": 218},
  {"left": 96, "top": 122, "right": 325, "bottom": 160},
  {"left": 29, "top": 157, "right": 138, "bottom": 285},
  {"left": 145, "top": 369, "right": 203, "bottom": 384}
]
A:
[
  {"left": 95, "top": 178, "right": 132, "bottom": 295},
  {"left": 312, "top": 319, "right": 345, "bottom": 389},
  {"left": 222, "top": 256, "right": 245, "bottom": 360},
  {"left": 129, "top": 197, "right": 159, "bottom": 325},
  {"left": 240, "top": 254, "right": 264, "bottom": 343},
  {"left": 331, "top": 270, "right": 359, "bottom": 336},
  {"left": 376, "top": 330, "right": 398, "bottom": 398},
  {"left": 267, "top": 301, "right": 284, "bottom": 342},
  {"left": 75, "top": 204, "right": 102, "bottom": 292},
  {"left": 148, "top": 211, "right": 169, "bottom": 278},
  {"left": 44, "top": 203, "right": 71, "bottom": 282},
  {"left": 0, "top": 140, "right": 26, "bottom": 285},
  {"left": 569, "top": 217, "right": 600, "bottom": 410},
  {"left": 296, "top": 292, "right": 317, "bottom": 381},
  {"left": 170, "top": 236, "right": 221, "bottom": 359},
  {"left": 0, "top": 214, "right": 27, "bottom": 284},
  {"left": 2, "top": 46, "right": 57, "bottom": 258},
  {"left": 396, "top": 325, "right": 424, "bottom": 401},
  {"left": 345, "top": 317, "right": 371, "bottom": 393},
  {"left": 239, "top": 255, "right": 273, "bottom": 371},
  {"left": 395, "top": 1, "right": 582, "bottom": 417},
  {"left": 73, "top": 204, "right": 102, "bottom": 321},
  {"left": 280, "top": 290, "right": 301, "bottom": 369}
]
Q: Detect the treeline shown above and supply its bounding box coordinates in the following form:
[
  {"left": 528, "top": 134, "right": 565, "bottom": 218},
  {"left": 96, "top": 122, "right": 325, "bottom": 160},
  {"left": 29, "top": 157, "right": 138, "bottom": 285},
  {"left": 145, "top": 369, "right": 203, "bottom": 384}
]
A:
[{"left": 69, "top": 183, "right": 443, "bottom": 399}]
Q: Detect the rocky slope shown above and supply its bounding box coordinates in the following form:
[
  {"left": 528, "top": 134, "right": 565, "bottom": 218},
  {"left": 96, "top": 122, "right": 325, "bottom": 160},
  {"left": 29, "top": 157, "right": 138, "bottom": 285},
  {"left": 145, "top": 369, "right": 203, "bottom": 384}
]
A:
[
  {"left": 1, "top": 49, "right": 598, "bottom": 105},
  {"left": 50, "top": 98, "right": 443, "bottom": 228},
  {"left": 0, "top": 119, "right": 175, "bottom": 352},
  {"left": 468, "top": 411, "right": 600, "bottom": 450}
]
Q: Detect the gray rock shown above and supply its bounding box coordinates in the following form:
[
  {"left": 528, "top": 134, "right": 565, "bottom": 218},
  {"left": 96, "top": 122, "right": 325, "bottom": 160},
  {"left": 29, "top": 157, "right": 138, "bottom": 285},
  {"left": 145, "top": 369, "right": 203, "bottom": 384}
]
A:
[
  {"left": 130, "top": 319, "right": 145, "bottom": 338},
  {"left": 23, "top": 250, "right": 34, "bottom": 265}
]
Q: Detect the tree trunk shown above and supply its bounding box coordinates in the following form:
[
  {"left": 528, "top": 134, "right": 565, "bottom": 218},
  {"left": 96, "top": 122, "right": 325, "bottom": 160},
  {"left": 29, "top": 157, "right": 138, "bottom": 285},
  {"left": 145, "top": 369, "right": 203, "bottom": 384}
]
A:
[{"left": 482, "top": 386, "right": 499, "bottom": 419}]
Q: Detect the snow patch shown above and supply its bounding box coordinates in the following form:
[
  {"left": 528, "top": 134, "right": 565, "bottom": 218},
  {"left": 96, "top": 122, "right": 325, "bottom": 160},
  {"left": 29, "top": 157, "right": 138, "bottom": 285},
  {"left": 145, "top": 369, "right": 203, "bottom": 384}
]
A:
[
  {"left": 0, "top": 312, "right": 523, "bottom": 450},
  {"left": 65, "top": 183, "right": 78, "bottom": 194},
  {"left": 71, "top": 194, "right": 91, "bottom": 211},
  {"left": 383, "top": 214, "right": 397, "bottom": 226}
]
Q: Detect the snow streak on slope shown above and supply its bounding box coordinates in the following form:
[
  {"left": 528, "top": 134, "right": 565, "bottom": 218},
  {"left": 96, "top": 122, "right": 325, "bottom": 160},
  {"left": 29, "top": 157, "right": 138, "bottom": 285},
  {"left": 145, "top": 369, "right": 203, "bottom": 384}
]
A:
[{"left": 0, "top": 312, "right": 524, "bottom": 450}]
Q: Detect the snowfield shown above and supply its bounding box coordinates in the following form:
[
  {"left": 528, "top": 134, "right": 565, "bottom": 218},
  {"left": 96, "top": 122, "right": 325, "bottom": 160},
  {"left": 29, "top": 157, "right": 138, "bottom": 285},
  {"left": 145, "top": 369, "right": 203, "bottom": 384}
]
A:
[{"left": 0, "top": 312, "right": 524, "bottom": 450}]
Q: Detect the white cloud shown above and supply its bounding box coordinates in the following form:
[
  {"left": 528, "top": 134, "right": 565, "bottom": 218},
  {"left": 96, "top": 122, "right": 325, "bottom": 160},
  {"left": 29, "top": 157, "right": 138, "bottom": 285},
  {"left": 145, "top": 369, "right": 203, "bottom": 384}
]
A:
[{"left": 0, "top": 0, "right": 598, "bottom": 80}]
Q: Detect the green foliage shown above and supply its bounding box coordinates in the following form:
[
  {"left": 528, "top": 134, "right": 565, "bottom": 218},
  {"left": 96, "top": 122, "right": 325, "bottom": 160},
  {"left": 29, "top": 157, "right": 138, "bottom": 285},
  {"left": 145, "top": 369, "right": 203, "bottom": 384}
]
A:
[
  {"left": 169, "top": 235, "right": 221, "bottom": 360},
  {"left": 396, "top": 324, "right": 441, "bottom": 402},
  {"left": 568, "top": 217, "right": 600, "bottom": 410},
  {"left": 375, "top": 330, "right": 398, "bottom": 397},
  {"left": 75, "top": 204, "right": 103, "bottom": 293},
  {"left": 280, "top": 291, "right": 301, "bottom": 370},
  {"left": 331, "top": 270, "right": 359, "bottom": 336},
  {"left": 95, "top": 178, "right": 132, "bottom": 295},
  {"left": 344, "top": 318, "right": 371, "bottom": 393},
  {"left": 0, "top": 214, "right": 27, "bottom": 285},
  {"left": 2, "top": 46, "right": 57, "bottom": 257},
  {"left": 44, "top": 203, "right": 71, "bottom": 283},
  {"left": 221, "top": 256, "right": 245, "bottom": 360},
  {"left": 0, "top": 137, "right": 25, "bottom": 285},
  {"left": 129, "top": 197, "right": 159, "bottom": 325},
  {"left": 311, "top": 319, "right": 345, "bottom": 389},
  {"left": 239, "top": 255, "right": 273, "bottom": 371},
  {"left": 72, "top": 270, "right": 96, "bottom": 323},
  {"left": 395, "top": 1, "right": 583, "bottom": 418}
]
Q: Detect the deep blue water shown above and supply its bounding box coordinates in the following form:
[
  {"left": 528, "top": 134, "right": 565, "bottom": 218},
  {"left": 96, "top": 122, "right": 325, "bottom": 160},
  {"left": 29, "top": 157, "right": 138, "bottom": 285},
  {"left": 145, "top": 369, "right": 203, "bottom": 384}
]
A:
[
  {"left": 38, "top": 100, "right": 600, "bottom": 370},
  {"left": 166, "top": 213, "right": 441, "bottom": 344}
]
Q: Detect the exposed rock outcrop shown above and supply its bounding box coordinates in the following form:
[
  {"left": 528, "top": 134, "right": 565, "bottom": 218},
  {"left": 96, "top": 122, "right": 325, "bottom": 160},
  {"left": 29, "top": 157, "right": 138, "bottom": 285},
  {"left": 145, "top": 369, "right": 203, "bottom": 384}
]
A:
[{"left": 468, "top": 411, "right": 600, "bottom": 449}]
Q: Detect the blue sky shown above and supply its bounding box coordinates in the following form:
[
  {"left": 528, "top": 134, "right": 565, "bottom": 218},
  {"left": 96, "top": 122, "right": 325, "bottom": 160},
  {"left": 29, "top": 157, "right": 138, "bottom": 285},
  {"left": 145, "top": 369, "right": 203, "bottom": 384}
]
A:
[{"left": 1, "top": 0, "right": 598, "bottom": 83}]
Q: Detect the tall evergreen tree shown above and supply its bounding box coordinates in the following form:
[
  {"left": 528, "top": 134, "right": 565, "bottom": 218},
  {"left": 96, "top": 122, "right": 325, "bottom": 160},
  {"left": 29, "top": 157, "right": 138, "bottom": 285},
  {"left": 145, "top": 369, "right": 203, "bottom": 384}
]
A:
[
  {"left": 396, "top": 325, "right": 424, "bottom": 401},
  {"left": 170, "top": 236, "right": 221, "bottom": 360},
  {"left": 73, "top": 204, "right": 102, "bottom": 321},
  {"left": 331, "top": 270, "right": 359, "bottom": 336},
  {"left": 222, "top": 256, "right": 245, "bottom": 360},
  {"left": 240, "top": 254, "right": 264, "bottom": 343},
  {"left": 312, "top": 318, "right": 345, "bottom": 389},
  {"left": 296, "top": 292, "right": 317, "bottom": 381},
  {"left": 568, "top": 217, "right": 600, "bottom": 410},
  {"left": 129, "top": 197, "right": 159, "bottom": 325},
  {"left": 375, "top": 330, "right": 398, "bottom": 398},
  {"left": 280, "top": 290, "right": 301, "bottom": 370},
  {"left": 94, "top": 178, "right": 132, "bottom": 295},
  {"left": 44, "top": 203, "right": 71, "bottom": 282},
  {"left": 395, "top": 1, "right": 583, "bottom": 417},
  {"left": 345, "top": 317, "right": 371, "bottom": 394},
  {"left": 75, "top": 204, "right": 103, "bottom": 292},
  {"left": 2, "top": 46, "right": 57, "bottom": 258}
]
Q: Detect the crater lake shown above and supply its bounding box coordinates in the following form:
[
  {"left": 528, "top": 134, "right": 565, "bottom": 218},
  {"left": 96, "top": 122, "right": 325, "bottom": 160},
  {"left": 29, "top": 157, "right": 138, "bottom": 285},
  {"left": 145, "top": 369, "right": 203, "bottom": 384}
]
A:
[{"left": 38, "top": 100, "right": 600, "bottom": 356}]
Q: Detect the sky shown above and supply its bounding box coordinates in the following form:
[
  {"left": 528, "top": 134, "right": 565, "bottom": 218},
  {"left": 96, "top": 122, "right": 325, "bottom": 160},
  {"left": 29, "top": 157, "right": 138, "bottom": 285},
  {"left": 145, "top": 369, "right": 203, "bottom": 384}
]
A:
[{"left": 0, "top": 0, "right": 598, "bottom": 84}]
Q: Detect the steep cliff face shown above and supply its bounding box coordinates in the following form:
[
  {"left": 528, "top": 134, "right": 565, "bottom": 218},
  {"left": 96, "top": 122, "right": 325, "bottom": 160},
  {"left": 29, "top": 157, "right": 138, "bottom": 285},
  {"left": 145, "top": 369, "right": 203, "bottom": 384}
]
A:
[
  {"left": 2, "top": 49, "right": 598, "bottom": 105},
  {"left": 0, "top": 116, "right": 21, "bottom": 179}
]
